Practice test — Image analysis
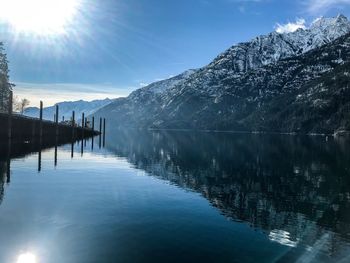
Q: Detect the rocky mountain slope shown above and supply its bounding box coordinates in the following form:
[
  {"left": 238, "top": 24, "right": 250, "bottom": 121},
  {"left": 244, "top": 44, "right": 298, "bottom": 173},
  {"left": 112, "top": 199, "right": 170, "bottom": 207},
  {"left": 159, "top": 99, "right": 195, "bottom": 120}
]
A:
[
  {"left": 24, "top": 98, "right": 113, "bottom": 121},
  {"left": 94, "top": 15, "right": 350, "bottom": 134}
]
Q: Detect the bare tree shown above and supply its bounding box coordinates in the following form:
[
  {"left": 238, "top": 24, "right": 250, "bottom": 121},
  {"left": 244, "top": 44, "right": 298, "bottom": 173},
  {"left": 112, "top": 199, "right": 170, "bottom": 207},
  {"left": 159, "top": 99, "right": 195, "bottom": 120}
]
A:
[
  {"left": 19, "top": 98, "right": 30, "bottom": 114},
  {"left": 13, "top": 97, "right": 30, "bottom": 114}
]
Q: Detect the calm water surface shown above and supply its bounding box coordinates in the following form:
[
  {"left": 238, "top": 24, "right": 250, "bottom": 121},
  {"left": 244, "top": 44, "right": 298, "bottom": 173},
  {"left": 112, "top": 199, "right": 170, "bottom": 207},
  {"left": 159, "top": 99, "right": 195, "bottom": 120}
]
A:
[{"left": 0, "top": 130, "right": 350, "bottom": 263}]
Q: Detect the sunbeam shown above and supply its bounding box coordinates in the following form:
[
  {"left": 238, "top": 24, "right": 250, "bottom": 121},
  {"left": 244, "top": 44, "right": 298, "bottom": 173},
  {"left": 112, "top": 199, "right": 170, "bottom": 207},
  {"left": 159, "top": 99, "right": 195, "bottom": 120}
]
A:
[{"left": 0, "top": 0, "right": 81, "bottom": 35}]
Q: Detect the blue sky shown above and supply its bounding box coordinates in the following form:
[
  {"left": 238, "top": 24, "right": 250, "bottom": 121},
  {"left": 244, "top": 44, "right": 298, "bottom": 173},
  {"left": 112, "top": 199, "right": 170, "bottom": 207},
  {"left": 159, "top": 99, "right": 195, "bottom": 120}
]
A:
[{"left": 1, "top": 0, "right": 350, "bottom": 106}]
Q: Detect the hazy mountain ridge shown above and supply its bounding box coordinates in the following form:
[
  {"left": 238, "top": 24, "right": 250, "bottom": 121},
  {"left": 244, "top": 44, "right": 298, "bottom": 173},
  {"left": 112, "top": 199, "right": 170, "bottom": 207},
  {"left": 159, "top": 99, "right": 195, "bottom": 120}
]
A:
[
  {"left": 94, "top": 15, "right": 350, "bottom": 134},
  {"left": 24, "top": 98, "right": 113, "bottom": 121}
]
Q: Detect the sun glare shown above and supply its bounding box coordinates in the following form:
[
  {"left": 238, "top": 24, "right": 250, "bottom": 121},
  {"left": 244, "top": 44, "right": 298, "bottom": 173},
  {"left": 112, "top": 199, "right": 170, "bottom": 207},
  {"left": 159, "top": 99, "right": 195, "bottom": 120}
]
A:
[
  {"left": 16, "top": 252, "right": 37, "bottom": 263},
  {"left": 0, "top": 0, "right": 81, "bottom": 35}
]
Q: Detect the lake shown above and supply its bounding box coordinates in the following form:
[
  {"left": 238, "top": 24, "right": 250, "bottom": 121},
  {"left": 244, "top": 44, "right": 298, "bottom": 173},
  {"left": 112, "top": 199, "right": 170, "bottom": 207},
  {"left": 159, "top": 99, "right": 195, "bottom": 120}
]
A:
[{"left": 1, "top": 130, "right": 350, "bottom": 263}]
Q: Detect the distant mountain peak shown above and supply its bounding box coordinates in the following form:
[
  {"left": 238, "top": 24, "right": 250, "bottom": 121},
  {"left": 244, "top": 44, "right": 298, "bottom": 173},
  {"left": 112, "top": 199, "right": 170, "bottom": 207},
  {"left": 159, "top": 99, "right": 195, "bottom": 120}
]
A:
[
  {"left": 24, "top": 98, "right": 114, "bottom": 121},
  {"left": 336, "top": 13, "right": 348, "bottom": 21},
  {"left": 310, "top": 14, "right": 349, "bottom": 30}
]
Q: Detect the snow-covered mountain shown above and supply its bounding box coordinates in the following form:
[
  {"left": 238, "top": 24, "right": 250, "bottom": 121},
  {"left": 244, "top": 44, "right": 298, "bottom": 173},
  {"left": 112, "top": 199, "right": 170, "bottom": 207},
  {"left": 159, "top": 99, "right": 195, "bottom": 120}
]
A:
[
  {"left": 93, "top": 15, "right": 350, "bottom": 134},
  {"left": 132, "top": 69, "right": 197, "bottom": 96},
  {"left": 209, "top": 14, "right": 350, "bottom": 76},
  {"left": 24, "top": 98, "right": 113, "bottom": 121}
]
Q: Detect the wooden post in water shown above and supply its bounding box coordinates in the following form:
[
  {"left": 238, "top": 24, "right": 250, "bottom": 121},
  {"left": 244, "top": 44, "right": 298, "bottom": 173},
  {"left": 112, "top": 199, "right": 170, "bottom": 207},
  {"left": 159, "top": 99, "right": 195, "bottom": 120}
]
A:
[
  {"left": 91, "top": 117, "right": 95, "bottom": 150},
  {"left": 38, "top": 101, "right": 43, "bottom": 171},
  {"left": 81, "top": 113, "right": 85, "bottom": 139},
  {"left": 72, "top": 111, "right": 75, "bottom": 139},
  {"left": 99, "top": 118, "right": 102, "bottom": 148},
  {"left": 84, "top": 117, "right": 87, "bottom": 146},
  {"left": 99, "top": 118, "right": 102, "bottom": 134},
  {"left": 103, "top": 118, "right": 106, "bottom": 147},
  {"left": 54, "top": 105, "right": 59, "bottom": 167},
  {"left": 38, "top": 148, "right": 42, "bottom": 173},
  {"left": 71, "top": 141, "right": 74, "bottom": 159},
  {"left": 84, "top": 117, "right": 88, "bottom": 141},
  {"left": 39, "top": 101, "right": 43, "bottom": 140},
  {"left": 54, "top": 142, "right": 58, "bottom": 167},
  {"left": 81, "top": 136, "right": 84, "bottom": 156},
  {"left": 7, "top": 91, "right": 13, "bottom": 140},
  {"left": 55, "top": 105, "right": 59, "bottom": 137},
  {"left": 82, "top": 113, "right": 85, "bottom": 128}
]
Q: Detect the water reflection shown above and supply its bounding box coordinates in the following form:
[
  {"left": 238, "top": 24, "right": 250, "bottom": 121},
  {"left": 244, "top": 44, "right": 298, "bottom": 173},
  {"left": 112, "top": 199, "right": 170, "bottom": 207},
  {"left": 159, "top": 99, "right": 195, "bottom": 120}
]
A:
[
  {"left": 0, "top": 142, "right": 11, "bottom": 205},
  {"left": 103, "top": 130, "right": 350, "bottom": 260},
  {"left": 1, "top": 130, "right": 350, "bottom": 262},
  {"left": 0, "top": 132, "right": 102, "bottom": 176},
  {"left": 38, "top": 147, "right": 42, "bottom": 173}
]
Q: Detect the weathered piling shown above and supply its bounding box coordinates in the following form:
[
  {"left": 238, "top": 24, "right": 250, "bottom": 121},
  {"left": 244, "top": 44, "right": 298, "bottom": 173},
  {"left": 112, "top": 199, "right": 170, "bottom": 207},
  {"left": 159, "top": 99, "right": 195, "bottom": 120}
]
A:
[
  {"left": 99, "top": 118, "right": 102, "bottom": 134},
  {"left": 103, "top": 118, "right": 106, "bottom": 147},
  {"left": 72, "top": 111, "right": 75, "bottom": 139},
  {"left": 39, "top": 101, "right": 43, "bottom": 140},
  {"left": 99, "top": 118, "right": 102, "bottom": 148},
  {"left": 81, "top": 139, "right": 84, "bottom": 156},
  {"left": 38, "top": 147, "right": 42, "bottom": 172},
  {"left": 91, "top": 117, "right": 95, "bottom": 150},
  {"left": 55, "top": 105, "right": 59, "bottom": 137},
  {"left": 54, "top": 143, "right": 58, "bottom": 167},
  {"left": 81, "top": 113, "right": 85, "bottom": 139},
  {"left": 71, "top": 141, "right": 74, "bottom": 159},
  {"left": 81, "top": 113, "right": 84, "bottom": 127}
]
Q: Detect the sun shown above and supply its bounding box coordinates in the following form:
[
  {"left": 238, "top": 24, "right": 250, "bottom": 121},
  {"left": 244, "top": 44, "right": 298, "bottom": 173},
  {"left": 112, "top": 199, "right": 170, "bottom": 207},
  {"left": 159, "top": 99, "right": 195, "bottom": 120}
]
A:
[
  {"left": 16, "top": 252, "right": 37, "bottom": 263},
  {"left": 0, "top": 0, "right": 81, "bottom": 35}
]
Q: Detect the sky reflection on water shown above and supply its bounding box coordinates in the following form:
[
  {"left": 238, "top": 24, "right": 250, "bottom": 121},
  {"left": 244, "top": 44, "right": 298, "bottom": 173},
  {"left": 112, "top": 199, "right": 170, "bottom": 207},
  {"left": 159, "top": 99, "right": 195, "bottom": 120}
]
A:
[{"left": 0, "top": 131, "right": 350, "bottom": 263}]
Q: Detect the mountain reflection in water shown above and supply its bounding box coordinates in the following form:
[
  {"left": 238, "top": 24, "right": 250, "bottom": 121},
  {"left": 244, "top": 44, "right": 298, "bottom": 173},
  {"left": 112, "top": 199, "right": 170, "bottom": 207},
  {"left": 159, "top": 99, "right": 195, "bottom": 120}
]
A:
[
  {"left": 0, "top": 130, "right": 350, "bottom": 262},
  {"left": 104, "top": 130, "right": 350, "bottom": 261}
]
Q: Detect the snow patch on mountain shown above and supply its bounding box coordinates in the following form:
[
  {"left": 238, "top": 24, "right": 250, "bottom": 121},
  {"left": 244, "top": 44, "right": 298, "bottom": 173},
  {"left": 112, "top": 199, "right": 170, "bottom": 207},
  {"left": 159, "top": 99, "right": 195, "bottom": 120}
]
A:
[{"left": 130, "top": 69, "right": 197, "bottom": 98}]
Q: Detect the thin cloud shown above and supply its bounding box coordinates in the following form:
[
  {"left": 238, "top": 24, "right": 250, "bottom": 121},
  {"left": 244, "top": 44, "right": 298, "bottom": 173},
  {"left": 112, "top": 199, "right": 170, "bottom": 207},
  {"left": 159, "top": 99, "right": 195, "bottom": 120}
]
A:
[
  {"left": 305, "top": 0, "right": 350, "bottom": 13},
  {"left": 14, "top": 82, "right": 132, "bottom": 107},
  {"left": 275, "top": 18, "right": 307, "bottom": 33},
  {"left": 238, "top": 6, "right": 246, "bottom": 13}
]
